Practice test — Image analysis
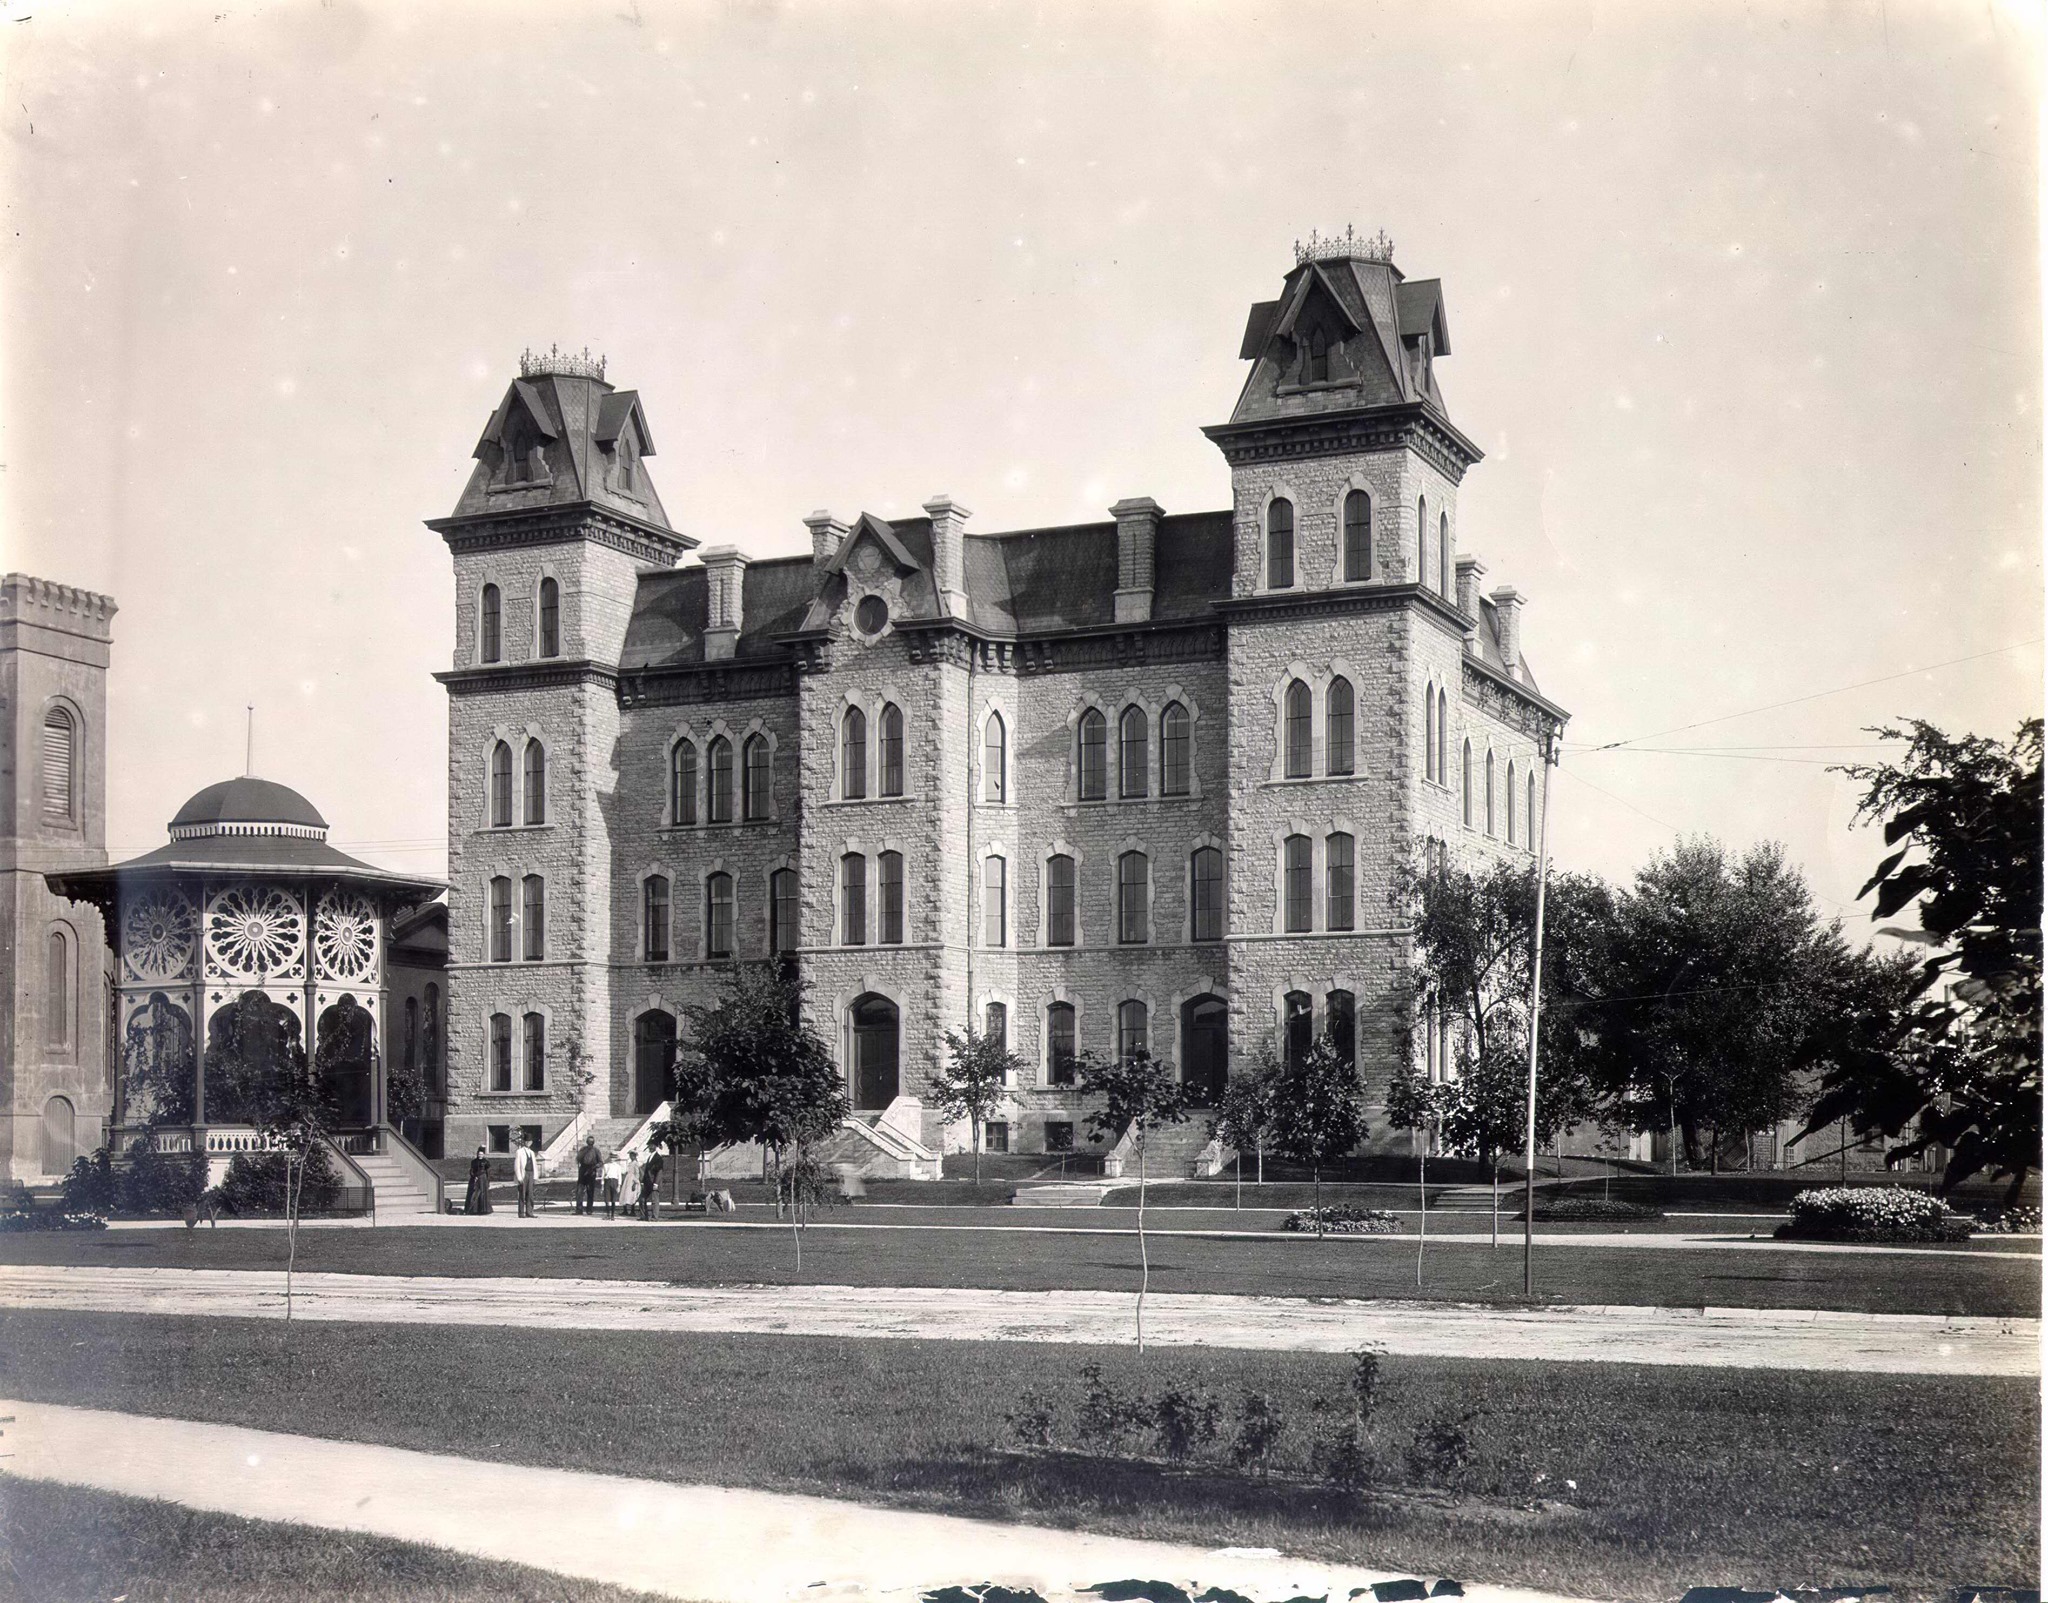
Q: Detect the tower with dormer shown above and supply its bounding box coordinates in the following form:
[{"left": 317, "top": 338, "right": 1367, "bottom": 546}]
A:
[{"left": 436, "top": 244, "right": 1567, "bottom": 1167}]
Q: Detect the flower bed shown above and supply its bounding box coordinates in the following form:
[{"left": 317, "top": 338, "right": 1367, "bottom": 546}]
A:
[
  {"left": 0, "top": 1207, "right": 107, "bottom": 1233},
  {"left": 1282, "top": 1206, "right": 1404, "bottom": 1234},
  {"left": 1975, "top": 1204, "right": 2041, "bottom": 1234},
  {"left": 1522, "top": 1197, "right": 1666, "bottom": 1223},
  {"left": 1777, "top": 1186, "right": 1976, "bottom": 1243}
]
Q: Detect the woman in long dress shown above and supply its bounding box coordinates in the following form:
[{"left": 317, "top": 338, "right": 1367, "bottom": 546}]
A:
[
  {"left": 464, "top": 1146, "right": 493, "bottom": 1215},
  {"left": 618, "top": 1153, "right": 641, "bottom": 1218}
]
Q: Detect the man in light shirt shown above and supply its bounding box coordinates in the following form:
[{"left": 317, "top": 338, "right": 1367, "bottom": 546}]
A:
[{"left": 512, "top": 1132, "right": 539, "bottom": 1218}]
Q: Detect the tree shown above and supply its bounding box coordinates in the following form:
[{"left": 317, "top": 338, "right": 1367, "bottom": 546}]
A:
[
  {"left": 683, "top": 964, "right": 848, "bottom": 1269},
  {"left": 1210, "top": 1058, "right": 1278, "bottom": 1207},
  {"left": 1805, "top": 720, "right": 2042, "bottom": 1200},
  {"left": 931, "top": 1023, "right": 1022, "bottom": 1185},
  {"left": 1268, "top": 1034, "right": 1368, "bottom": 1234},
  {"left": 1077, "top": 1045, "right": 1188, "bottom": 1354}
]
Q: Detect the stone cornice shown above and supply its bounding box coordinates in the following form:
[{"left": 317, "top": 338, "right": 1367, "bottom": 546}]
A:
[
  {"left": 1215, "top": 580, "right": 1467, "bottom": 630},
  {"left": 618, "top": 658, "right": 800, "bottom": 708},
  {"left": 868, "top": 615, "right": 1229, "bottom": 676},
  {"left": 1202, "top": 402, "right": 1482, "bottom": 483},
  {"left": 427, "top": 500, "right": 695, "bottom": 566},
  {"left": 435, "top": 659, "right": 620, "bottom": 696},
  {"left": 1462, "top": 653, "right": 1570, "bottom": 733}
]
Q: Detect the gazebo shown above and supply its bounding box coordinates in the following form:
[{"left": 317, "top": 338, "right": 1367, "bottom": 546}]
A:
[{"left": 48, "top": 774, "right": 446, "bottom": 1211}]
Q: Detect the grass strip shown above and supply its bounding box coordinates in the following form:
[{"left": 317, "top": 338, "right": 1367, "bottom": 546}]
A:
[{"left": 0, "top": 1310, "right": 2033, "bottom": 1602}]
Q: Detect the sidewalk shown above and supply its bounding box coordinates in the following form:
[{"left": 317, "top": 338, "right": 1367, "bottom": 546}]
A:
[
  {"left": 0, "top": 1264, "right": 2033, "bottom": 1374},
  {"left": 0, "top": 1396, "right": 1593, "bottom": 1603}
]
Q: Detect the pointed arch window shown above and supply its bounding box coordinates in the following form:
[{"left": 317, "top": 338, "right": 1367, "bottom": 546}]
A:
[
  {"left": 982, "top": 855, "right": 1007, "bottom": 948},
  {"left": 1117, "top": 851, "right": 1149, "bottom": 944},
  {"left": 841, "top": 707, "right": 868, "bottom": 800},
  {"left": 489, "top": 1013, "right": 513, "bottom": 1092},
  {"left": 840, "top": 853, "right": 867, "bottom": 946},
  {"left": 670, "top": 740, "right": 698, "bottom": 827},
  {"left": 522, "top": 1012, "right": 547, "bottom": 1091},
  {"left": 1440, "top": 511, "right": 1452, "bottom": 598},
  {"left": 1328, "top": 990, "right": 1357, "bottom": 1067},
  {"left": 706, "top": 736, "right": 733, "bottom": 824},
  {"left": 1266, "top": 498, "right": 1295, "bottom": 590},
  {"left": 1283, "top": 990, "right": 1314, "bottom": 1068},
  {"left": 879, "top": 703, "right": 904, "bottom": 797},
  {"left": 705, "top": 872, "right": 735, "bottom": 960},
  {"left": 1046, "top": 1002, "right": 1078, "bottom": 1085},
  {"left": 1343, "top": 489, "right": 1371, "bottom": 581},
  {"left": 984, "top": 711, "right": 1007, "bottom": 803},
  {"left": 1077, "top": 708, "right": 1107, "bottom": 801},
  {"left": 1119, "top": 706, "right": 1148, "bottom": 799},
  {"left": 489, "top": 741, "right": 513, "bottom": 828},
  {"left": 1117, "top": 999, "right": 1149, "bottom": 1064},
  {"left": 1416, "top": 497, "right": 1428, "bottom": 590},
  {"left": 1306, "top": 326, "right": 1330, "bottom": 382},
  {"left": 1046, "top": 854, "right": 1077, "bottom": 947},
  {"left": 1485, "top": 749, "right": 1497, "bottom": 835},
  {"left": 521, "top": 874, "right": 545, "bottom": 960},
  {"left": 489, "top": 876, "right": 513, "bottom": 963},
  {"left": 643, "top": 876, "right": 671, "bottom": 963},
  {"left": 1190, "top": 846, "right": 1224, "bottom": 942},
  {"left": 1160, "top": 703, "right": 1191, "bottom": 796},
  {"left": 1462, "top": 740, "right": 1475, "bottom": 827},
  {"left": 878, "top": 851, "right": 904, "bottom": 944},
  {"left": 742, "top": 734, "right": 771, "bottom": 821},
  {"left": 1436, "top": 689, "right": 1450, "bottom": 786},
  {"left": 1326, "top": 677, "right": 1355, "bottom": 776},
  {"left": 1528, "top": 771, "right": 1539, "bottom": 849},
  {"left": 1326, "top": 832, "right": 1355, "bottom": 931},
  {"left": 40, "top": 706, "right": 76, "bottom": 822},
  {"left": 1506, "top": 760, "right": 1519, "bottom": 845},
  {"left": 45, "top": 929, "right": 70, "bottom": 1048},
  {"left": 523, "top": 740, "right": 546, "bottom": 825},
  {"left": 538, "top": 577, "right": 560, "bottom": 658},
  {"left": 1424, "top": 686, "right": 1438, "bottom": 785},
  {"left": 1283, "top": 679, "right": 1313, "bottom": 779},
  {"left": 480, "top": 584, "right": 502, "bottom": 663},
  {"left": 1283, "top": 834, "right": 1313, "bottom": 933},
  {"left": 770, "top": 868, "right": 800, "bottom": 954}
]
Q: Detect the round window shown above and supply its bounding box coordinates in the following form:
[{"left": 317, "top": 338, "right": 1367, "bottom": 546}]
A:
[{"left": 854, "top": 595, "right": 888, "bottom": 635}]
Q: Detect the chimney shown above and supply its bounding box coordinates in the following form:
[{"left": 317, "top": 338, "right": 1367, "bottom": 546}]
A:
[
  {"left": 1490, "top": 585, "right": 1524, "bottom": 673},
  {"left": 923, "top": 495, "right": 972, "bottom": 617},
  {"left": 804, "top": 509, "right": 848, "bottom": 567},
  {"left": 699, "top": 544, "right": 749, "bottom": 662},
  {"left": 1110, "top": 497, "right": 1163, "bottom": 623},
  {"left": 1454, "top": 554, "right": 1487, "bottom": 621}
]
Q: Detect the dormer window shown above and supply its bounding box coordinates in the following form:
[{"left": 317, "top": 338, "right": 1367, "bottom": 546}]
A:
[
  {"left": 613, "top": 434, "right": 639, "bottom": 494},
  {"left": 1306, "top": 327, "right": 1330, "bottom": 383},
  {"left": 503, "top": 414, "right": 547, "bottom": 485}
]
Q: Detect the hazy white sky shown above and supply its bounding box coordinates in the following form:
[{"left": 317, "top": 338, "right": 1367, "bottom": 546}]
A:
[{"left": 3, "top": 0, "right": 2039, "bottom": 925}]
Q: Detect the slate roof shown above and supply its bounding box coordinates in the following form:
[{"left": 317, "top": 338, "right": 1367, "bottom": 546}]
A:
[
  {"left": 170, "top": 777, "right": 328, "bottom": 832},
  {"left": 449, "top": 372, "right": 671, "bottom": 528},
  {"left": 50, "top": 835, "right": 442, "bottom": 903},
  {"left": 620, "top": 556, "right": 819, "bottom": 671}
]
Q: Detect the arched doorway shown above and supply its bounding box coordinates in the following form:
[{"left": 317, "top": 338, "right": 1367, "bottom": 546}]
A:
[
  {"left": 41, "top": 1096, "right": 75, "bottom": 1176},
  {"left": 1181, "top": 995, "right": 1228, "bottom": 1108},
  {"left": 849, "top": 994, "right": 899, "bottom": 1110},
  {"left": 316, "top": 996, "right": 378, "bottom": 1127},
  {"left": 204, "top": 991, "right": 304, "bottom": 1124},
  {"left": 634, "top": 1011, "right": 677, "bottom": 1115}
]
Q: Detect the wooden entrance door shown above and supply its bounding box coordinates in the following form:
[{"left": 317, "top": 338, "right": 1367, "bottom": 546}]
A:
[
  {"left": 850, "top": 994, "right": 899, "bottom": 1110},
  {"left": 1181, "top": 994, "right": 1227, "bottom": 1108}
]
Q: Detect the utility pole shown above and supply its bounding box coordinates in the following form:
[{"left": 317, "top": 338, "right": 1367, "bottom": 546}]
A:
[{"left": 1522, "top": 721, "right": 1560, "bottom": 1299}]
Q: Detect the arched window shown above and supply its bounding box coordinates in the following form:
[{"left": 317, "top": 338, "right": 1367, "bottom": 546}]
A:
[
  {"left": 1266, "top": 498, "right": 1295, "bottom": 590},
  {"left": 706, "top": 736, "right": 733, "bottom": 824},
  {"left": 982, "top": 855, "right": 1007, "bottom": 948},
  {"left": 1159, "top": 703, "right": 1191, "bottom": 796},
  {"left": 489, "top": 876, "right": 513, "bottom": 963},
  {"left": 44, "top": 929, "right": 69, "bottom": 1047},
  {"left": 984, "top": 711, "right": 1007, "bottom": 803},
  {"left": 489, "top": 741, "right": 513, "bottom": 828},
  {"left": 1306, "top": 326, "right": 1329, "bottom": 382},
  {"left": 480, "top": 584, "right": 502, "bottom": 663},
  {"left": 671, "top": 741, "right": 698, "bottom": 827},
  {"left": 538, "top": 577, "right": 560, "bottom": 658},
  {"left": 770, "top": 867, "right": 800, "bottom": 954},
  {"left": 1117, "top": 851, "right": 1149, "bottom": 944},
  {"left": 40, "top": 706, "right": 75, "bottom": 822},
  {"left": 1119, "top": 706, "right": 1148, "bottom": 799},
  {"left": 1343, "top": 489, "right": 1371, "bottom": 582},
  {"left": 488, "top": 1013, "right": 513, "bottom": 1091},
  {"left": 1327, "top": 990, "right": 1357, "bottom": 1067},
  {"left": 1326, "top": 677, "right": 1355, "bottom": 776},
  {"left": 1190, "top": 846, "right": 1224, "bottom": 942},
  {"left": 521, "top": 874, "right": 545, "bottom": 960},
  {"left": 841, "top": 707, "right": 868, "bottom": 800},
  {"left": 742, "top": 734, "right": 771, "bottom": 821},
  {"left": 840, "top": 853, "right": 867, "bottom": 946},
  {"left": 1326, "top": 832, "right": 1355, "bottom": 932},
  {"left": 1077, "top": 708, "right": 1108, "bottom": 801},
  {"left": 1506, "top": 760, "right": 1519, "bottom": 845},
  {"left": 879, "top": 703, "right": 904, "bottom": 797},
  {"left": 403, "top": 996, "right": 419, "bottom": 1073},
  {"left": 1462, "top": 740, "right": 1475, "bottom": 826},
  {"left": 1528, "top": 771, "right": 1538, "bottom": 848},
  {"left": 1486, "top": 749, "right": 1497, "bottom": 835},
  {"left": 1046, "top": 854, "right": 1077, "bottom": 947},
  {"left": 878, "top": 851, "right": 904, "bottom": 944},
  {"left": 984, "top": 1000, "right": 1008, "bottom": 1053},
  {"left": 1117, "top": 999, "right": 1149, "bottom": 1063},
  {"left": 643, "top": 875, "right": 671, "bottom": 962},
  {"left": 41, "top": 1095, "right": 76, "bottom": 1177},
  {"left": 1283, "top": 679, "right": 1312, "bottom": 779},
  {"left": 1416, "top": 496, "right": 1428, "bottom": 589},
  {"left": 522, "top": 1012, "right": 546, "bottom": 1091},
  {"left": 1436, "top": 689, "right": 1450, "bottom": 786},
  {"left": 1424, "top": 685, "right": 1437, "bottom": 785},
  {"left": 1046, "top": 1002, "right": 1077, "bottom": 1085},
  {"left": 1283, "top": 834, "right": 1313, "bottom": 933},
  {"left": 706, "top": 872, "right": 735, "bottom": 959},
  {"left": 1283, "top": 990, "right": 1314, "bottom": 1068},
  {"left": 523, "top": 740, "right": 546, "bottom": 825},
  {"left": 1439, "top": 510, "right": 1452, "bottom": 598}
]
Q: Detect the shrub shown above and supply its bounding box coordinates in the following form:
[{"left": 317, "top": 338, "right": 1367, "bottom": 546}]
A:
[
  {"left": 213, "top": 1146, "right": 343, "bottom": 1215},
  {"left": 1780, "top": 1186, "right": 1976, "bottom": 1243},
  {"left": 1281, "top": 1206, "right": 1403, "bottom": 1234},
  {"left": 1975, "top": 1204, "right": 2041, "bottom": 1234},
  {"left": 61, "top": 1149, "right": 118, "bottom": 1216},
  {"left": 1310, "top": 1418, "right": 1376, "bottom": 1490},
  {"left": 1152, "top": 1388, "right": 1221, "bottom": 1461},
  {"left": 0, "top": 1206, "right": 107, "bottom": 1233},
  {"left": 1228, "top": 1391, "right": 1284, "bottom": 1476},
  {"left": 1405, "top": 1409, "right": 1478, "bottom": 1489},
  {"left": 1075, "top": 1364, "right": 1146, "bottom": 1451},
  {"left": 118, "top": 1140, "right": 209, "bottom": 1216},
  {"left": 1005, "top": 1388, "right": 1057, "bottom": 1448},
  {"left": 1525, "top": 1197, "right": 1665, "bottom": 1222}
]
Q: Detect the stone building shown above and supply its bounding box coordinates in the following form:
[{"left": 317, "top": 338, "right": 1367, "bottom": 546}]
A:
[
  {"left": 0, "top": 574, "right": 117, "bottom": 1183},
  {"left": 435, "top": 238, "right": 1569, "bottom": 1167}
]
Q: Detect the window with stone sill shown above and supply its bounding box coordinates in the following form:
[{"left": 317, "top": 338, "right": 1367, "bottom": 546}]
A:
[
  {"left": 1046, "top": 1002, "right": 1077, "bottom": 1086},
  {"left": 1119, "top": 706, "right": 1148, "bottom": 799},
  {"left": 670, "top": 741, "right": 698, "bottom": 827},
  {"left": 842, "top": 708, "right": 868, "bottom": 801},
  {"left": 1076, "top": 709, "right": 1107, "bottom": 802},
  {"left": 706, "top": 872, "right": 735, "bottom": 960},
  {"left": 1160, "top": 703, "right": 1191, "bottom": 797},
  {"left": 878, "top": 852, "right": 904, "bottom": 945},
  {"left": 1045, "top": 854, "right": 1077, "bottom": 947},
  {"left": 707, "top": 737, "right": 734, "bottom": 825}
]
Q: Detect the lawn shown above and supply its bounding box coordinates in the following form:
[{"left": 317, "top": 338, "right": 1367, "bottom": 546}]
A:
[
  {"left": 0, "top": 1216, "right": 2035, "bottom": 1316},
  {"left": 0, "top": 1473, "right": 681, "bottom": 1603},
  {"left": 0, "top": 1310, "right": 2033, "bottom": 1602}
]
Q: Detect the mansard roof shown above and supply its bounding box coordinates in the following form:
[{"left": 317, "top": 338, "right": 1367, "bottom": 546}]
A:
[
  {"left": 620, "top": 556, "right": 818, "bottom": 670},
  {"left": 1473, "top": 593, "right": 1541, "bottom": 695},
  {"left": 448, "top": 370, "right": 671, "bottom": 527}
]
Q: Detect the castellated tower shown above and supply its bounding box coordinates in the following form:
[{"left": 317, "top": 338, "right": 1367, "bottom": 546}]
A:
[{"left": 432, "top": 349, "right": 695, "bottom": 1156}]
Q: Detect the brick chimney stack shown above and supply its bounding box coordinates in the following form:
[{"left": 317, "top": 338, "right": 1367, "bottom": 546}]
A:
[
  {"left": 699, "top": 545, "right": 749, "bottom": 662},
  {"left": 922, "top": 496, "right": 972, "bottom": 618},
  {"left": 1455, "top": 554, "right": 1487, "bottom": 621},
  {"left": 1490, "top": 585, "right": 1525, "bottom": 674},
  {"left": 1111, "top": 497, "right": 1163, "bottom": 623},
  {"left": 804, "top": 510, "right": 848, "bottom": 568}
]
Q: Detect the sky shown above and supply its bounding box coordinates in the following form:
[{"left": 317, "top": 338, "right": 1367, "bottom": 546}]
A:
[{"left": 2, "top": 0, "right": 2040, "bottom": 931}]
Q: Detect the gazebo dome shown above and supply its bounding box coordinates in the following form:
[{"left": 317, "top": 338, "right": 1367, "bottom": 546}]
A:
[{"left": 168, "top": 776, "right": 329, "bottom": 841}]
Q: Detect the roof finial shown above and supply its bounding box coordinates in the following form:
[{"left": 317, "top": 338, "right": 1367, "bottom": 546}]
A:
[
  {"left": 1292, "top": 225, "right": 1396, "bottom": 266},
  {"left": 519, "top": 344, "right": 608, "bottom": 382},
  {"left": 245, "top": 705, "right": 255, "bottom": 778}
]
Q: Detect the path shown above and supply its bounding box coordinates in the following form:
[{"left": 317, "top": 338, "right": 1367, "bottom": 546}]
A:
[
  {"left": 0, "top": 1265, "right": 2031, "bottom": 1375},
  {"left": 0, "top": 1398, "right": 1592, "bottom": 1603}
]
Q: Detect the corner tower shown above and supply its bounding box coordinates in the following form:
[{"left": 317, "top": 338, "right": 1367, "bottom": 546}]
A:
[{"left": 431, "top": 348, "right": 695, "bottom": 1156}]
